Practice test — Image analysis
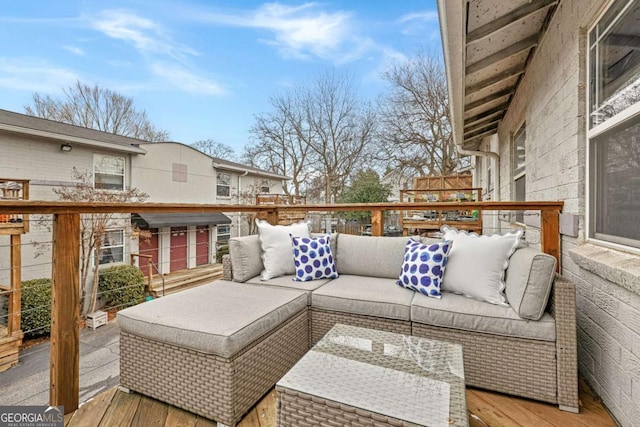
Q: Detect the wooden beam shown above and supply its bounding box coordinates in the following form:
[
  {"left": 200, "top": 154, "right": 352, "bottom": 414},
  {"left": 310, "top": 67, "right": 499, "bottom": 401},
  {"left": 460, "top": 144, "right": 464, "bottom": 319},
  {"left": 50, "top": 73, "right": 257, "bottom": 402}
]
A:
[
  {"left": 463, "top": 128, "right": 499, "bottom": 145},
  {"left": 371, "top": 210, "right": 383, "bottom": 237},
  {"left": 466, "top": 35, "right": 539, "bottom": 75},
  {"left": 465, "top": 87, "right": 514, "bottom": 111},
  {"left": 464, "top": 110, "right": 505, "bottom": 130},
  {"left": 50, "top": 213, "right": 80, "bottom": 414},
  {"left": 464, "top": 103, "right": 509, "bottom": 124},
  {"left": 465, "top": 65, "right": 525, "bottom": 96},
  {"left": 541, "top": 210, "right": 561, "bottom": 271},
  {"left": 266, "top": 209, "right": 279, "bottom": 225},
  {"left": 464, "top": 119, "right": 502, "bottom": 137},
  {"left": 8, "top": 234, "right": 21, "bottom": 335},
  {"left": 467, "top": 0, "right": 558, "bottom": 44}
]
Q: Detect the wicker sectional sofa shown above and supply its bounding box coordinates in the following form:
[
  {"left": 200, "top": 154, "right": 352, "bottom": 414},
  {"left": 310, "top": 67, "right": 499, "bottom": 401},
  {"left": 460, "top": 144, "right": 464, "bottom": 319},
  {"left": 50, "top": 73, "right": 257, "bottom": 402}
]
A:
[
  {"left": 223, "top": 233, "right": 579, "bottom": 413},
  {"left": 118, "top": 232, "right": 579, "bottom": 426}
]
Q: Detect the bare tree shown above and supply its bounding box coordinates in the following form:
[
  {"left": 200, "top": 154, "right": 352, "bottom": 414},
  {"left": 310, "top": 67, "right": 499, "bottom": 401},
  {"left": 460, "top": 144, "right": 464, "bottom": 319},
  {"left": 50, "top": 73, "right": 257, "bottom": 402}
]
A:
[
  {"left": 53, "top": 168, "right": 148, "bottom": 314},
  {"left": 191, "top": 139, "right": 237, "bottom": 160},
  {"left": 245, "top": 70, "right": 376, "bottom": 202},
  {"left": 378, "top": 51, "right": 461, "bottom": 176},
  {"left": 244, "top": 93, "right": 314, "bottom": 197},
  {"left": 25, "top": 80, "right": 169, "bottom": 142}
]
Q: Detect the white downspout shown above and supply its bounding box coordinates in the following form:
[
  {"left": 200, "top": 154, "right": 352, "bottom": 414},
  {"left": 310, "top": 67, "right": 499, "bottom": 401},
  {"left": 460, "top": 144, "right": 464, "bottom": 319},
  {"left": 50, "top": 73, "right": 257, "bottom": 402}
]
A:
[
  {"left": 237, "top": 171, "right": 249, "bottom": 236},
  {"left": 456, "top": 144, "right": 501, "bottom": 232}
]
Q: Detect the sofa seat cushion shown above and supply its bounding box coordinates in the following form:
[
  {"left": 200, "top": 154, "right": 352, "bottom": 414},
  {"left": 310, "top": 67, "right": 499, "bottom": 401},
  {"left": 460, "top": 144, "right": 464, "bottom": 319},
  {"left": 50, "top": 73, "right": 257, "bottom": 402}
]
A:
[
  {"left": 118, "top": 281, "right": 307, "bottom": 358},
  {"left": 245, "top": 275, "right": 331, "bottom": 304},
  {"left": 336, "top": 235, "right": 414, "bottom": 279},
  {"left": 311, "top": 275, "right": 415, "bottom": 321},
  {"left": 411, "top": 291, "right": 556, "bottom": 341}
]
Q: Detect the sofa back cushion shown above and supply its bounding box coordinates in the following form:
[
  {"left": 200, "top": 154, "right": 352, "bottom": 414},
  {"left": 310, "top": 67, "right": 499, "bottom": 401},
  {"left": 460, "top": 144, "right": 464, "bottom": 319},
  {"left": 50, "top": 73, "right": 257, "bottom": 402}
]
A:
[
  {"left": 505, "top": 247, "right": 557, "bottom": 320},
  {"left": 228, "top": 234, "right": 263, "bottom": 282},
  {"left": 336, "top": 234, "right": 411, "bottom": 279}
]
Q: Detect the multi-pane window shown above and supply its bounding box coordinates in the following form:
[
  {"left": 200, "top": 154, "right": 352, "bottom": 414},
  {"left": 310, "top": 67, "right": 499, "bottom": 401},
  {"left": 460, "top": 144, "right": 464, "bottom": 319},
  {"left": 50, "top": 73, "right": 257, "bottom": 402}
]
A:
[
  {"left": 216, "top": 172, "right": 231, "bottom": 197},
  {"left": 99, "top": 229, "right": 124, "bottom": 265},
  {"left": 513, "top": 124, "right": 526, "bottom": 223},
  {"left": 217, "top": 224, "right": 231, "bottom": 242},
  {"left": 260, "top": 179, "right": 270, "bottom": 193},
  {"left": 94, "top": 154, "right": 125, "bottom": 190},
  {"left": 589, "top": 0, "right": 640, "bottom": 248}
]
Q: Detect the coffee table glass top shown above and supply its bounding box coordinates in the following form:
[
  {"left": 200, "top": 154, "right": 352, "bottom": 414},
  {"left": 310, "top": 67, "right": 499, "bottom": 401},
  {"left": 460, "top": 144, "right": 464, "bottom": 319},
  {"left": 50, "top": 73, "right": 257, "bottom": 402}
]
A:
[{"left": 277, "top": 324, "right": 468, "bottom": 426}]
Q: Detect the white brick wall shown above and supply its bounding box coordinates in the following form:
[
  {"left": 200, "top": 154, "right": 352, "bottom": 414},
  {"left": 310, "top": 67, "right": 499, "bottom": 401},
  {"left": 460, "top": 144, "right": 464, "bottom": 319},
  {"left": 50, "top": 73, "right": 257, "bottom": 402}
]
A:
[{"left": 472, "top": 0, "right": 640, "bottom": 424}]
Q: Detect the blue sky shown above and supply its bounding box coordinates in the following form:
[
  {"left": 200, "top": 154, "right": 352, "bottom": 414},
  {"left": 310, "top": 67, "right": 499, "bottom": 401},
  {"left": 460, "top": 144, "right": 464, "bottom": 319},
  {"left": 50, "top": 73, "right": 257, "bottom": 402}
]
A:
[{"left": 0, "top": 1, "right": 442, "bottom": 153}]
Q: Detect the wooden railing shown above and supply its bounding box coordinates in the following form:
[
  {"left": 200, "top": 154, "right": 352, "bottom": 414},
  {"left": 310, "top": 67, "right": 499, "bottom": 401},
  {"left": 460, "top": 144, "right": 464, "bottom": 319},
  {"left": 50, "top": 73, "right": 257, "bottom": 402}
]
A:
[
  {"left": 0, "top": 199, "right": 563, "bottom": 414},
  {"left": 0, "top": 179, "right": 29, "bottom": 234}
]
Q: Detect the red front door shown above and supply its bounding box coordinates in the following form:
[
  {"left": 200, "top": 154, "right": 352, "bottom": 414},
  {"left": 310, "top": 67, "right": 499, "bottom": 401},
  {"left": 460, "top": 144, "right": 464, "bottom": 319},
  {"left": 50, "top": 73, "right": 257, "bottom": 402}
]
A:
[
  {"left": 170, "top": 227, "right": 188, "bottom": 272},
  {"left": 138, "top": 228, "right": 159, "bottom": 277},
  {"left": 196, "top": 225, "right": 210, "bottom": 266}
]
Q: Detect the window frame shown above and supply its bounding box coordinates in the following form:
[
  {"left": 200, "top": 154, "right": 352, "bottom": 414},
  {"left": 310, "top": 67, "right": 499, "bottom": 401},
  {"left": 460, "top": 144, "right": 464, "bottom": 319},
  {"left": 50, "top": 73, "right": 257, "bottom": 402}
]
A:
[
  {"left": 512, "top": 122, "right": 526, "bottom": 223},
  {"left": 260, "top": 179, "right": 270, "bottom": 194},
  {"left": 216, "top": 172, "right": 231, "bottom": 198},
  {"left": 93, "top": 154, "right": 125, "bottom": 191},
  {"left": 97, "top": 229, "right": 125, "bottom": 266},
  {"left": 216, "top": 224, "right": 231, "bottom": 242},
  {"left": 586, "top": 0, "right": 640, "bottom": 250}
]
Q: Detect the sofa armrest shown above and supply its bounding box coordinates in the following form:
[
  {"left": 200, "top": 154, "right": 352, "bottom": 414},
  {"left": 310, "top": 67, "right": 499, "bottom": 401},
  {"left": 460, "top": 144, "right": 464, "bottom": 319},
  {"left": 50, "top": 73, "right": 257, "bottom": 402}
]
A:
[
  {"left": 222, "top": 254, "right": 233, "bottom": 281},
  {"left": 549, "top": 274, "right": 579, "bottom": 412}
]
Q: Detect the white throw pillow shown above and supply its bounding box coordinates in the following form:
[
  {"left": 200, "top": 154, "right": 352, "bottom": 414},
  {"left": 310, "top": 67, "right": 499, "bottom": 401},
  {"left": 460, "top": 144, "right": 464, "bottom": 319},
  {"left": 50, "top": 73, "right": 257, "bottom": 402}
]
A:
[
  {"left": 441, "top": 225, "right": 522, "bottom": 306},
  {"left": 256, "top": 219, "right": 310, "bottom": 280}
]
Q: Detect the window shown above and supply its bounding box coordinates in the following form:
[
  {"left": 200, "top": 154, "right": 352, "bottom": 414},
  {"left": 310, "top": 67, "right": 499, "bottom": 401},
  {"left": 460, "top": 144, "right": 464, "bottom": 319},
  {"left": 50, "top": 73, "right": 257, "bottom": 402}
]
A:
[
  {"left": 513, "top": 124, "right": 526, "bottom": 223},
  {"left": 588, "top": 0, "right": 640, "bottom": 248},
  {"left": 217, "top": 172, "right": 231, "bottom": 197},
  {"left": 94, "top": 154, "right": 125, "bottom": 190},
  {"left": 99, "top": 230, "right": 124, "bottom": 265},
  {"left": 217, "top": 224, "right": 231, "bottom": 242},
  {"left": 260, "top": 179, "right": 270, "bottom": 193}
]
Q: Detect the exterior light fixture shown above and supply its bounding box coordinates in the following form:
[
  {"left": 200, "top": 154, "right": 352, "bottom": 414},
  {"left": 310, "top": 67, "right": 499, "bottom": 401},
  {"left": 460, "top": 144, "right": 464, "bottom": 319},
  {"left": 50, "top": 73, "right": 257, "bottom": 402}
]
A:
[{"left": 60, "top": 143, "right": 72, "bottom": 152}]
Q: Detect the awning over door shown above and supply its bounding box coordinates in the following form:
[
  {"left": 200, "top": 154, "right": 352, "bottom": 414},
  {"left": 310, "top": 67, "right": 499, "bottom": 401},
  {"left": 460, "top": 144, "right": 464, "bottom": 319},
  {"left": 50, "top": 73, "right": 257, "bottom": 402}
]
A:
[{"left": 132, "top": 213, "right": 232, "bottom": 228}]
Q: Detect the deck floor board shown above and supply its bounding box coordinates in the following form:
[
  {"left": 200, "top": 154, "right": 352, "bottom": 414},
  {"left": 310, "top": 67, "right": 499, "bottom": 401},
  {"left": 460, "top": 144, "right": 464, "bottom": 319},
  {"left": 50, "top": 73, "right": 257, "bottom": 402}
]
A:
[{"left": 65, "top": 379, "right": 616, "bottom": 427}]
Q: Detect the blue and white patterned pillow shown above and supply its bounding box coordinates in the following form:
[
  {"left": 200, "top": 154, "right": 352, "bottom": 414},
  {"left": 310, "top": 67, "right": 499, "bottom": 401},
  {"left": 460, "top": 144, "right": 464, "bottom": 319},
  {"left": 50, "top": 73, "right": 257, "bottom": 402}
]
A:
[
  {"left": 396, "top": 239, "right": 452, "bottom": 298},
  {"left": 291, "top": 234, "right": 338, "bottom": 282}
]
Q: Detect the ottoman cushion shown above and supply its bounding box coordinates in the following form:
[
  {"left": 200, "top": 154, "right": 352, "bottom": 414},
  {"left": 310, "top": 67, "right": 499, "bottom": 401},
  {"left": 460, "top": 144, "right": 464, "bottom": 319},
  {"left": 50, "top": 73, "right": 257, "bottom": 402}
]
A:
[{"left": 118, "top": 281, "right": 307, "bottom": 358}]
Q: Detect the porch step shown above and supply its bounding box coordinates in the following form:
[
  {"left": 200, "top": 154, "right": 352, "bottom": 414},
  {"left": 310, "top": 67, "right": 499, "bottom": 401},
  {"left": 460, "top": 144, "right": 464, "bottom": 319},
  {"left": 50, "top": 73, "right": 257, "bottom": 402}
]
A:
[{"left": 149, "top": 264, "right": 224, "bottom": 298}]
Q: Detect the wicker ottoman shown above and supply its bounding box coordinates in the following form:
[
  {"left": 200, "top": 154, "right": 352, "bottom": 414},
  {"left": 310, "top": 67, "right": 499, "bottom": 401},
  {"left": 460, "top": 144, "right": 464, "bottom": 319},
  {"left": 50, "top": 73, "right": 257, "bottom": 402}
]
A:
[{"left": 118, "top": 281, "right": 309, "bottom": 427}]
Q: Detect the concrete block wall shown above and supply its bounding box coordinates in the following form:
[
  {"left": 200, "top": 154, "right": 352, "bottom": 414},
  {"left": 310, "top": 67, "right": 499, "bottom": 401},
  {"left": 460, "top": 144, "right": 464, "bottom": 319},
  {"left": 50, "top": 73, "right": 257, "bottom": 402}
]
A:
[{"left": 473, "top": 0, "right": 640, "bottom": 424}]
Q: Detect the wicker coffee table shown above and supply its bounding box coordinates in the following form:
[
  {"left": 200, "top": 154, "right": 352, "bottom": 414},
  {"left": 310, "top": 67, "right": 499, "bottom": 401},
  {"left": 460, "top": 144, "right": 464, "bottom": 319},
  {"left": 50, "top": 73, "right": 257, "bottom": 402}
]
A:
[{"left": 276, "top": 324, "right": 468, "bottom": 426}]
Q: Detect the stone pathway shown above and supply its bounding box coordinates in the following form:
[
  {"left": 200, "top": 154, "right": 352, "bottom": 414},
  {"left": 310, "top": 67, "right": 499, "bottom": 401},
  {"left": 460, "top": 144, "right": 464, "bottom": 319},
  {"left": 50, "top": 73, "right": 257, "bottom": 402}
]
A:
[{"left": 0, "top": 321, "right": 120, "bottom": 406}]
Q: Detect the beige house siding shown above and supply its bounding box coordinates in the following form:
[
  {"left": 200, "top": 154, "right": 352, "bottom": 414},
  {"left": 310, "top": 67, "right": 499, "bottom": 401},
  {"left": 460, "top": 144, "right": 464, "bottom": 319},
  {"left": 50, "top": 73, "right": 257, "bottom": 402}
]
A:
[{"left": 472, "top": 1, "right": 640, "bottom": 424}]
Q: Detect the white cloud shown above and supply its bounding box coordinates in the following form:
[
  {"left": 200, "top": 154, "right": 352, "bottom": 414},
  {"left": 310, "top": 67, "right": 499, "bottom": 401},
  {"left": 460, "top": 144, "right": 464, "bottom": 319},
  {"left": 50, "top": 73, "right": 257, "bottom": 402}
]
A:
[
  {"left": 150, "top": 63, "right": 226, "bottom": 96},
  {"left": 88, "top": 10, "right": 198, "bottom": 60},
  {"left": 62, "top": 45, "right": 85, "bottom": 56},
  {"left": 397, "top": 11, "right": 439, "bottom": 24},
  {"left": 197, "top": 2, "right": 371, "bottom": 63},
  {"left": 0, "top": 57, "right": 79, "bottom": 92},
  {"left": 397, "top": 10, "right": 440, "bottom": 37}
]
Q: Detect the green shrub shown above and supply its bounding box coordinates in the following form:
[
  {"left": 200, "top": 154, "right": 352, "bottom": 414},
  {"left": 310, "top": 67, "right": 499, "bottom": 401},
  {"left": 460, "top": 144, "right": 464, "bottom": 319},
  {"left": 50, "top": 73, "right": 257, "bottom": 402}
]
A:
[
  {"left": 98, "top": 265, "right": 144, "bottom": 310},
  {"left": 216, "top": 243, "right": 230, "bottom": 263},
  {"left": 21, "top": 278, "right": 52, "bottom": 338}
]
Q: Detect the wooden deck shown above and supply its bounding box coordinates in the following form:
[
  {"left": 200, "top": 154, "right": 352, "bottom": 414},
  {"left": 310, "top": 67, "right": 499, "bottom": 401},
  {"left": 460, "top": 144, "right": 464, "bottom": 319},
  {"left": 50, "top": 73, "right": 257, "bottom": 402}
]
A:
[{"left": 65, "top": 378, "right": 615, "bottom": 427}]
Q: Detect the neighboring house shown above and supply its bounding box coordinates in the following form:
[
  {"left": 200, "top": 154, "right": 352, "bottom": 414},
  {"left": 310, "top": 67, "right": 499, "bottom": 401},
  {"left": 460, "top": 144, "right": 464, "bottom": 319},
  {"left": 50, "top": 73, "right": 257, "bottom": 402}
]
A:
[
  {"left": 380, "top": 170, "right": 413, "bottom": 203},
  {"left": 0, "top": 109, "right": 145, "bottom": 283},
  {"left": 0, "top": 109, "right": 286, "bottom": 285},
  {"left": 130, "top": 142, "right": 286, "bottom": 274},
  {"left": 438, "top": 1, "right": 640, "bottom": 425}
]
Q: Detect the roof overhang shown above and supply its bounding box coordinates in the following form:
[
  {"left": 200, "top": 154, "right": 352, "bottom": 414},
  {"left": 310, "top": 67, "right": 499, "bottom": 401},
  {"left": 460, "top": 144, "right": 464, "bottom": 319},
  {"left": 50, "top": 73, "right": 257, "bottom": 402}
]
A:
[
  {"left": 132, "top": 213, "right": 232, "bottom": 228},
  {"left": 0, "top": 123, "right": 147, "bottom": 154},
  {"left": 437, "top": 0, "right": 558, "bottom": 151}
]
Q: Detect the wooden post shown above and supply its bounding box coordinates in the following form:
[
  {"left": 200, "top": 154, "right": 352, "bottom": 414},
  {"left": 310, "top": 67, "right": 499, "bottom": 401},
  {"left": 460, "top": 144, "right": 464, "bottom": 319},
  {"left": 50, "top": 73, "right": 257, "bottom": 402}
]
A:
[
  {"left": 8, "top": 234, "right": 21, "bottom": 335},
  {"left": 541, "top": 210, "right": 561, "bottom": 272},
  {"left": 50, "top": 213, "right": 80, "bottom": 414},
  {"left": 371, "top": 210, "right": 383, "bottom": 236},
  {"left": 266, "top": 209, "right": 279, "bottom": 226}
]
